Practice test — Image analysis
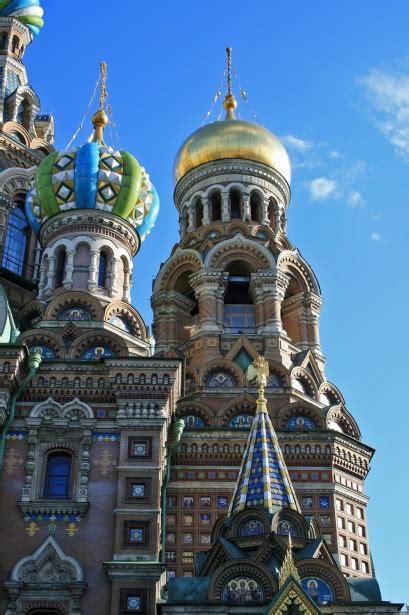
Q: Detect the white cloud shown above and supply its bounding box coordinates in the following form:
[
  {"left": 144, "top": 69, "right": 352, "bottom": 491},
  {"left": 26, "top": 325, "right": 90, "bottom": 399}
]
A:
[
  {"left": 371, "top": 232, "right": 382, "bottom": 241},
  {"left": 347, "top": 190, "right": 364, "bottom": 208},
  {"left": 329, "top": 149, "right": 340, "bottom": 159},
  {"left": 281, "top": 134, "right": 314, "bottom": 153},
  {"left": 359, "top": 68, "right": 409, "bottom": 159},
  {"left": 308, "top": 177, "right": 338, "bottom": 201}
]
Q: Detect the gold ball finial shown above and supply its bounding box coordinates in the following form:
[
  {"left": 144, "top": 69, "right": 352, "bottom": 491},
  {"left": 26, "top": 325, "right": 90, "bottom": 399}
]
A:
[
  {"left": 92, "top": 108, "right": 109, "bottom": 128},
  {"left": 223, "top": 93, "right": 238, "bottom": 112},
  {"left": 91, "top": 108, "right": 109, "bottom": 144}
]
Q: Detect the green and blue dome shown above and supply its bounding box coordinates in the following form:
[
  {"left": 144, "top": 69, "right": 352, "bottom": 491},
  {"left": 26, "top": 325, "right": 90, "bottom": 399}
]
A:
[
  {"left": 0, "top": 0, "right": 44, "bottom": 36},
  {"left": 25, "top": 113, "right": 160, "bottom": 241}
]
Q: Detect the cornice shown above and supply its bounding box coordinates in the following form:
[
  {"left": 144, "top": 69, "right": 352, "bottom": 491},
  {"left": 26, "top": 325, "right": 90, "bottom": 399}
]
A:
[{"left": 174, "top": 158, "right": 290, "bottom": 205}]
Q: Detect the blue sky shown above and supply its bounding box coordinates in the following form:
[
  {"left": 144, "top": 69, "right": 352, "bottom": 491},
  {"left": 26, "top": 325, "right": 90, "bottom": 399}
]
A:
[{"left": 28, "top": 0, "right": 408, "bottom": 604}]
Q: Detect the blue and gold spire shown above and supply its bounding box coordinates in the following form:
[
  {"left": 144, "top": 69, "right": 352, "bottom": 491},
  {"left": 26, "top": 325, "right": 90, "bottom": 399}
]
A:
[{"left": 229, "top": 356, "right": 300, "bottom": 515}]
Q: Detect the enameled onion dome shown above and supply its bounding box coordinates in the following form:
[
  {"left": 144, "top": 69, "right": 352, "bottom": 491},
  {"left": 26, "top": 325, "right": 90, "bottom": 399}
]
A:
[
  {"left": 0, "top": 0, "right": 44, "bottom": 36},
  {"left": 25, "top": 106, "right": 160, "bottom": 241}
]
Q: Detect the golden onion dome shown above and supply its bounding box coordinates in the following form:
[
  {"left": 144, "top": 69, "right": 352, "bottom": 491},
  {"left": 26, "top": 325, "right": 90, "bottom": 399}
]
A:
[{"left": 174, "top": 98, "right": 291, "bottom": 186}]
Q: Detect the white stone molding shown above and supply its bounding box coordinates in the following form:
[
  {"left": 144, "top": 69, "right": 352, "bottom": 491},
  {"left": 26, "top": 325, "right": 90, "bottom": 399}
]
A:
[
  {"left": 87, "top": 249, "right": 99, "bottom": 292},
  {"left": 63, "top": 249, "right": 75, "bottom": 290},
  {"left": 204, "top": 232, "right": 275, "bottom": 269},
  {"left": 5, "top": 536, "right": 86, "bottom": 615}
]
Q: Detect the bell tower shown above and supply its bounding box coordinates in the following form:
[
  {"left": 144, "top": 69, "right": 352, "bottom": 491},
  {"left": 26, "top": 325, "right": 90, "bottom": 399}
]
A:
[{"left": 152, "top": 49, "right": 374, "bottom": 581}]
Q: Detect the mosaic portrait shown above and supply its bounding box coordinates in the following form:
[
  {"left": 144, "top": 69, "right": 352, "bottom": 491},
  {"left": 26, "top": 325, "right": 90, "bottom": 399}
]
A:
[
  {"left": 301, "top": 577, "right": 333, "bottom": 605},
  {"left": 223, "top": 577, "right": 264, "bottom": 603},
  {"left": 287, "top": 416, "right": 316, "bottom": 430}
]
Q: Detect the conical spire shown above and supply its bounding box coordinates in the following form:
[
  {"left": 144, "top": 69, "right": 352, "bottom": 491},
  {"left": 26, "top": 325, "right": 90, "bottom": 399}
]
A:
[{"left": 229, "top": 356, "right": 300, "bottom": 515}]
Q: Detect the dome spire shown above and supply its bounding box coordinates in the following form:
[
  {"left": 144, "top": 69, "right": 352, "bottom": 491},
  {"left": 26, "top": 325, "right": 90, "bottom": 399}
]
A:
[
  {"left": 223, "top": 46, "right": 237, "bottom": 120},
  {"left": 91, "top": 61, "right": 109, "bottom": 145}
]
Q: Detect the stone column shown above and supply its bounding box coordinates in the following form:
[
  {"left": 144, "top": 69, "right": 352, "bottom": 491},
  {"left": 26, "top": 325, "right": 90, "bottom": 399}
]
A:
[
  {"left": 11, "top": 95, "right": 22, "bottom": 121},
  {"left": 215, "top": 273, "right": 229, "bottom": 329},
  {"left": 123, "top": 264, "right": 132, "bottom": 302},
  {"left": 109, "top": 256, "right": 119, "bottom": 297},
  {"left": 221, "top": 192, "right": 230, "bottom": 222},
  {"left": 243, "top": 194, "right": 251, "bottom": 222},
  {"left": 63, "top": 249, "right": 75, "bottom": 290},
  {"left": 88, "top": 250, "right": 99, "bottom": 291},
  {"left": 190, "top": 269, "right": 224, "bottom": 333},
  {"left": 298, "top": 309, "right": 309, "bottom": 350},
  {"left": 202, "top": 196, "right": 210, "bottom": 226},
  {"left": 37, "top": 258, "right": 47, "bottom": 299},
  {"left": 305, "top": 292, "right": 322, "bottom": 354},
  {"left": 251, "top": 271, "right": 289, "bottom": 334},
  {"left": 187, "top": 203, "right": 195, "bottom": 232},
  {"left": 262, "top": 197, "right": 270, "bottom": 226},
  {"left": 32, "top": 240, "right": 42, "bottom": 281},
  {"left": 43, "top": 255, "right": 56, "bottom": 298}
]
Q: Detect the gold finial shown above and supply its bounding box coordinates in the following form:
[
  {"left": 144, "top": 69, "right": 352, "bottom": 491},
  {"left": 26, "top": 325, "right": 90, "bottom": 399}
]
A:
[
  {"left": 92, "top": 60, "right": 109, "bottom": 144},
  {"left": 279, "top": 532, "right": 301, "bottom": 588},
  {"left": 223, "top": 46, "right": 237, "bottom": 120},
  {"left": 247, "top": 356, "right": 269, "bottom": 410}
]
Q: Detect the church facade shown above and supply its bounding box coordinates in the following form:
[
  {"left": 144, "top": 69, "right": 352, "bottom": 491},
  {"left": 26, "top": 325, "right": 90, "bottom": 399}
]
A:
[{"left": 0, "top": 3, "right": 403, "bottom": 615}]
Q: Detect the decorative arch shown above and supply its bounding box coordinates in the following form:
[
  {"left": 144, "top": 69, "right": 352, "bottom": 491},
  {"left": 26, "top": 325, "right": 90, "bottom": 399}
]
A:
[
  {"left": 30, "top": 397, "right": 93, "bottom": 420},
  {"left": 176, "top": 401, "right": 213, "bottom": 426},
  {"left": 5, "top": 536, "right": 86, "bottom": 614},
  {"left": 275, "top": 232, "right": 293, "bottom": 251},
  {"left": 208, "top": 559, "right": 276, "bottom": 602},
  {"left": 218, "top": 393, "right": 257, "bottom": 427},
  {"left": 290, "top": 367, "right": 319, "bottom": 400},
  {"left": 297, "top": 558, "right": 351, "bottom": 602},
  {"left": 225, "top": 221, "right": 251, "bottom": 237},
  {"left": 2, "top": 121, "right": 31, "bottom": 146},
  {"left": 44, "top": 291, "right": 104, "bottom": 321},
  {"left": 228, "top": 508, "right": 270, "bottom": 540},
  {"left": 17, "top": 299, "right": 46, "bottom": 330},
  {"left": 68, "top": 330, "right": 128, "bottom": 360},
  {"left": 0, "top": 165, "right": 36, "bottom": 198},
  {"left": 277, "top": 250, "right": 320, "bottom": 295},
  {"left": 31, "top": 137, "right": 53, "bottom": 155},
  {"left": 104, "top": 301, "right": 147, "bottom": 340},
  {"left": 205, "top": 233, "right": 275, "bottom": 270},
  {"left": 200, "top": 359, "right": 244, "bottom": 388},
  {"left": 272, "top": 509, "right": 310, "bottom": 539},
  {"left": 277, "top": 402, "right": 325, "bottom": 430},
  {"left": 153, "top": 248, "right": 203, "bottom": 292},
  {"left": 18, "top": 330, "right": 64, "bottom": 359},
  {"left": 325, "top": 404, "right": 361, "bottom": 439},
  {"left": 318, "top": 381, "right": 345, "bottom": 406}
]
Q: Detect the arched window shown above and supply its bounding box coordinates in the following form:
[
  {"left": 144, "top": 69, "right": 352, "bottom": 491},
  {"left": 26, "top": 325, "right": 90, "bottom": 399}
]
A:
[
  {"left": 44, "top": 452, "right": 72, "bottom": 498},
  {"left": 11, "top": 35, "right": 19, "bottom": 55},
  {"left": 55, "top": 248, "right": 66, "bottom": 287},
  {"left": 195, "top": 198, "right": 203, "bottom": 228},
  {"left": 230, "top": 188, "right": 242, "bottom": 219},
  {"left": 2, "top": 206, "right": 28, "bottom": 275},
  {"left": 250, "top": 192, "right": 262, "bottom": 223},
  {"left": 98, "top": 250, "right": 108, "bottom": 287},
  {"left": 16, "top": 98, "right": 30, "bottom": 129},
  {"left": 224, "top": 261, "right": 255, "bottom": 333},
  {"left": 267, "top": 198, "right": 277, "bottom": 231},
  {"left": 210, "top": 191, "right": 222, "bottom": 221}
]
